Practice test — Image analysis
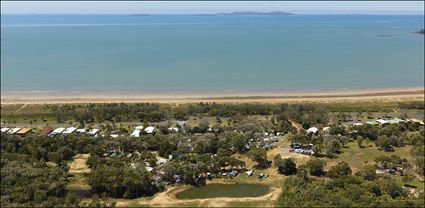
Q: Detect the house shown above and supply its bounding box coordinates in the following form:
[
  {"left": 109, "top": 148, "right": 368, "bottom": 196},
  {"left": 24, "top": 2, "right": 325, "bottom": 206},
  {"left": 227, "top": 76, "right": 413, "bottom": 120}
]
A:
[
  {"left": 144, "top": 126, "right": 155, "bottom": 134},
  {"left": 87, "top": 129, "right": 99, "bottom": 136},
  {"left": 1, "top": 128, "right": 9, "bottom": 133},
  {"left": 246, "top": 169, "right": 254, "bottom": 176},
  {"left": 306, "top": 127, "right": 319, "bottom": 134},
  {"left": 62, "top": 127, "right": 77, "bottom": 134},
  {"left": 76, "top": 128, "right": 86, "bottom": 133},
  {"left": 7, "top": 128, "right": 21, "bottom": 135},
  {"left": 16, "top": 128, "right": 32, "bottom": 136},
  {"left": 42, "top": 127, "right": 53, "bottom": 135},
  {"left": 110, "top": 134, "right": 119, "bottom": 138},
  {"left": 353, "top": 122, "right": 363, "bottom": 126},
  {"left": 49, "top": 127, "right": 65, "bottom": 136}
]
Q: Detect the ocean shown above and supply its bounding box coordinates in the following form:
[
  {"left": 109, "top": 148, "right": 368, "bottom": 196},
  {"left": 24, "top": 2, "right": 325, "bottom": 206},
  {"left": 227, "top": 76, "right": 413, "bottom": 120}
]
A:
[{"left": 1, "top": 14, "right": 424, "bottom": 92}]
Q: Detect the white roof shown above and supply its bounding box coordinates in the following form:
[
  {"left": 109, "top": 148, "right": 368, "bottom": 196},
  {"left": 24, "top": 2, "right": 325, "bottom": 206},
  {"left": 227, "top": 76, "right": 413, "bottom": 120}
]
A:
[
  {"left": 8, "top": 128, "right": 21, "bottom": 134},
  {"left": 87, "top": 129, "right": 99, "bottom": 135},
  {"left": 168, "top": 127, "right": 179, "bottom": 132},
  {"left": 322, "top": 127, "right": 331, "bottom": 131},
  {"left": 1, "top": 128, "right": 10, "bottom": 133},
  {"left": 146, "top": 167, "right": 153, "bottom": 172},
  {"left": 307, "top": 127, "right": 319, "bottom": 134},
  {"left": 388, "top": 118, "right": 405, "bottom": 124},
  {"left": 135, "top": 126, "right": 144, "bottom": 130},
  {"left": 62, "top": 127, "right": 77, "bottom": 134},
  {"left": 376, "top": 119, "right": 389, "bottom": 124},
  {"left": 130, "top": 129, "right": 141, "bottom": 138},
  {"left": 145, "top": 126, "right": 155, "bottom": 134},
  {"left": 110, "top": 134, "right": 119, "bottom": 138},
  {"left": 353, "top": 123, "right": 363, "bottom": 126},
  {"left": 76, "top": 128, "right": 86, "bottom": 133},
  {"left": 51, "top": 127, "right": 66, "bottom": 134}
]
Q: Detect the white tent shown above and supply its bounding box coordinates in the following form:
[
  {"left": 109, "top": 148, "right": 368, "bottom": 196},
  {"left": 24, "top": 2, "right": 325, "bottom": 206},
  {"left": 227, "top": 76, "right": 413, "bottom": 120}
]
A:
[
  {"left": 307, "top": 127, "right": 319, "bottom": 134},
  {"left": 144, "top": 126, "right": 155, "bottom": 134},
  {"left": 130, "top": 129, "right": 141, "bottom": 138}
]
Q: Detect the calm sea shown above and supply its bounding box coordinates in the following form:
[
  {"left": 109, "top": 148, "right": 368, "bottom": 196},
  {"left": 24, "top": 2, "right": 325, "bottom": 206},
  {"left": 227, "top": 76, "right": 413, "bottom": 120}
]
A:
[{"left": 1, "top": 14, "right": 424, "bottom": 92}]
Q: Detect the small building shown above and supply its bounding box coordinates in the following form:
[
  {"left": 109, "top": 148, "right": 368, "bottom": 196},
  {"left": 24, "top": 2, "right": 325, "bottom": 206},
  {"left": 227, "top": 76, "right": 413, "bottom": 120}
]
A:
[
  {"left": 16, "top": 128, "right": 32, "bottom": 136},
  {"left": 76, "top": 128, "right": 86, "bottom": 133},
  {"left": 246, "top": 170, "right": 254, "bottom": 176},
  {"left": 1, "top": 128, "right": 10, "bottom": 133},
  {"left": 7, "top": 128, "right": 21, "bottom": 135},
  {"left": 49, "top": 127, "right": 65, "bottom": 136},
  {"left": 87, "top": 129, "right": 99, "bottom": 136},
  {"left": 306, "top": 127, "right": 319, "bottom": 134},
  {"left": 353, "top": 123, "right": 363, "bottom": 126},
  {"left": 322, "top": 127, "right": 331, "bottom": 132},
  {"left": 42, "top": 127, "right": 53, "bottom": 135},
  {"left": 62, "top": 127, "right": 77, "bottom": 134},
  {"left": 145, "top": 126, "right": 155, "bottom": 134}
]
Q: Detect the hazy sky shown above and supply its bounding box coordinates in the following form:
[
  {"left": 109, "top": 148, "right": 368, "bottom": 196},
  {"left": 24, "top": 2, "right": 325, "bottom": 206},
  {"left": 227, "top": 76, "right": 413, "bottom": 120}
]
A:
[{"left": 1, "top": 1, "right": 424, "bottom": 15}]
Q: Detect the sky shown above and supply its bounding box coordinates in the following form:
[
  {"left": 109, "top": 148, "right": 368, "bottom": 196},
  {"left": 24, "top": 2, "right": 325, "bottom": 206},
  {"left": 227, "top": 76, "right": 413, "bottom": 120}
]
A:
[{"left": 1, "top": 1, "right": 424, "bottom": 15}]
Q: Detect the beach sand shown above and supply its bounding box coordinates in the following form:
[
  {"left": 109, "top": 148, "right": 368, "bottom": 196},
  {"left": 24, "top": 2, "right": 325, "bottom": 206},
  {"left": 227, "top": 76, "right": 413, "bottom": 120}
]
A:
[{"left": 1, "top": 87, "right": 423, "bottom": 104}]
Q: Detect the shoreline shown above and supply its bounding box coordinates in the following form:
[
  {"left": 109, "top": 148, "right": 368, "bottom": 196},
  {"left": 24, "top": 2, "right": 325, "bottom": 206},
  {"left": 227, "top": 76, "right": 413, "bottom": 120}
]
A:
[{"left": 1, "top": 87, "right": 423, "bottom": 104}]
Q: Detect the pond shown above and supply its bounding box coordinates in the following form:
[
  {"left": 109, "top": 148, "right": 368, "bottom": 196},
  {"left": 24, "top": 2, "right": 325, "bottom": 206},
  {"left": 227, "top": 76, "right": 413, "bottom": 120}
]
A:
[{"left": 175, "top": 184, "right": 270, "bottom": 199}]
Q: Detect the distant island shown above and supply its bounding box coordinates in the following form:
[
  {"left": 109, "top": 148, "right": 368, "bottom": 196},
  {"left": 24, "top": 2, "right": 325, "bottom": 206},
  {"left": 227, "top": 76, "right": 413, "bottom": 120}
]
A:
[
  {"left": 196, "top": 11, "right": 296, "bottom": 16},
  {"left": 132, "top": 14, "right": 150, "bottom": 16},
  {"left": 416, "top": 29, "right": 424, "bottom": 34}
]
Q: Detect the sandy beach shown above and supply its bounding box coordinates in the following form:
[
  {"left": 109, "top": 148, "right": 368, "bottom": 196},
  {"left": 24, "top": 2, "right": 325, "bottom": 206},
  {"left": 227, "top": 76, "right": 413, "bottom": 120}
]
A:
[{"left": 1, "top": 87, "right": 423, "bottom": 104}]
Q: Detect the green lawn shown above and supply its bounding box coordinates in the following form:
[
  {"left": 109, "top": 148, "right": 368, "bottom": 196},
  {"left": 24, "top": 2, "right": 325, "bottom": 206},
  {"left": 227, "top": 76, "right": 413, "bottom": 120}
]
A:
[{"left": 324, "top": 140, "right": 413, "bottom": 172}]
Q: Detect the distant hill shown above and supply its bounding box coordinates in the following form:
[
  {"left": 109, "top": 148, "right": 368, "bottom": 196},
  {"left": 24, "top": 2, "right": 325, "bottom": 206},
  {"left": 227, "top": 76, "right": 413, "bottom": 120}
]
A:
[
  {"left": 416, "top": 29, "right": 424, "bottom": 34},
  {"left": 197, "top": 11, "right": 296, "bottom": 16}
]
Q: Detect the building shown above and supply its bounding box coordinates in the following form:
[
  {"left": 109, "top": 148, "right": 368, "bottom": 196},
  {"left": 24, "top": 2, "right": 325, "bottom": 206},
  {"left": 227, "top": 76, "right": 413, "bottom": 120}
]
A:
[
  {"left": 62, "top": 127, "right": 77, "bottom": 134},
  {"left": 16, "top": 128, "right": 32, "bottom": 136},
  {"left": 42, "top": 127, "right": 53, "bottom": 135},
  {"left": 49, "top": 128, "right": 65, "bottom": 136},
  {"left": 76, "top": 128, "right": 86, "bottom": 133},
  {"left": 87, "top": 129, "right": 99, "bottom": 136},
  {"left": 1, "top": 128, "right": 10, "bottom": 133},
  {"left": 7, "top": 128, "right": 21, "bottom": 135}
]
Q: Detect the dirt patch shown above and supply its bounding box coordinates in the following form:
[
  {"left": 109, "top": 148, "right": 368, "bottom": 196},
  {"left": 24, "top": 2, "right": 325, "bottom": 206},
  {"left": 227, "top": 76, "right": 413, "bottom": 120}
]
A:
[{"left": 69, "top": 154, "right": 91, "bottom": 174}]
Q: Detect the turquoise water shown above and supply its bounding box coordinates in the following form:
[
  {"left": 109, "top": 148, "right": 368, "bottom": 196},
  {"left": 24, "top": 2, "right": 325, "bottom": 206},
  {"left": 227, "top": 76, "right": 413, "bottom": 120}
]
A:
[
  {"left": 175, "top": 184, "right": 270, "bottom": 199},
  {"left": 1, "top": 14, "right": 424, "bottom": 92}
]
